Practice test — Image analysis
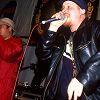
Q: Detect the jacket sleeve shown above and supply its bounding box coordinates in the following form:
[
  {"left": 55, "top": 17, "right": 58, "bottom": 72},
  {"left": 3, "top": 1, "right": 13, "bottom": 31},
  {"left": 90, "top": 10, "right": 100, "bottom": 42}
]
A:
[
  {"left": 76, "top": 27, "right": 100, "bottom": 94},
  {"left": 36, "top": 30, "right": 58, "bottom": 60},
  {"left": 77, "top": 52, "right": 100, "bottom": 94},
  {"left": 0, "top": 35, "right": 23, "bottom": 62}
]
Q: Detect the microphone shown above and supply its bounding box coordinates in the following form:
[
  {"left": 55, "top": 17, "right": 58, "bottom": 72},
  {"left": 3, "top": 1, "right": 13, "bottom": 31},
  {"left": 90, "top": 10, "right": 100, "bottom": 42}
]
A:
[{"left": 41, "top": 16, "right": 65, "bottom": 24}]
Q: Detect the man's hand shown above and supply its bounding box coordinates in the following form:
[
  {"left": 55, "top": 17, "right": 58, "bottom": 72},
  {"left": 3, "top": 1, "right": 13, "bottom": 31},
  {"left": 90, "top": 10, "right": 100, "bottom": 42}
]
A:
[
  {"left": 67, "top": 78, "right": 83, "bottom": 100},
  {"left": 49, "top": 11, "right": 68, "bottom": 32}
]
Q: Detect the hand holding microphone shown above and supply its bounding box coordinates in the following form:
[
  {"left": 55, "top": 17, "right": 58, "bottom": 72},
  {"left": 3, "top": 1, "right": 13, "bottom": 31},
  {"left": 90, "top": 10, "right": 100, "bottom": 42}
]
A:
[{"left": 45, "top": 11, "right": 68, "bottom": 32}]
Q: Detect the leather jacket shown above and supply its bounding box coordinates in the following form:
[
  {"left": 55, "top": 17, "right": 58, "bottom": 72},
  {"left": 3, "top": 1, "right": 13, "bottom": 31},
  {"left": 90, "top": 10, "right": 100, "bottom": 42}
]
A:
[
  {"left": 73, "top": 19, "right": 100, "bottom": 99},
  {"left": 37, "top": 18, "right": 100, "bottom": 100}
]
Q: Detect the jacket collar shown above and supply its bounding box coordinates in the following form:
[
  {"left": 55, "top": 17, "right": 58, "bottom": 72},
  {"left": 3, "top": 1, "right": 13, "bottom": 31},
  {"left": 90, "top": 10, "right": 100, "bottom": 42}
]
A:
[{"left": 77, "top": 18, "right": 89, "bottom": 31}]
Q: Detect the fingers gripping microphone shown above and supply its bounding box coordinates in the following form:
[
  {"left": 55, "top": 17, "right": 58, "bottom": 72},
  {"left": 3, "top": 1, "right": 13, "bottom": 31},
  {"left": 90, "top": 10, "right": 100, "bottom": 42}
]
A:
[{"left": 41, "top": 16, "right": 65, "bottom": 24}]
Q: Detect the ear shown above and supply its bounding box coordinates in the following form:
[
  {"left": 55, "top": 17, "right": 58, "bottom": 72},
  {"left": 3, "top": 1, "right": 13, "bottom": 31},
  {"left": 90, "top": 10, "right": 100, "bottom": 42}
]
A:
[
  {"left": 8, "top": 27, "right": 12, "bottom": 31},
  {"left": 80, "top": 9, "right": 86, "bottom": 15}
]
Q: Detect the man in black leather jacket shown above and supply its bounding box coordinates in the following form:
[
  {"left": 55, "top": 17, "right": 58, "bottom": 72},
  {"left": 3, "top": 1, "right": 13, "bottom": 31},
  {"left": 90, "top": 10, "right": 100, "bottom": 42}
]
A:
[{"left": 36, "top": 0, "right": 100, "bottom": 100}]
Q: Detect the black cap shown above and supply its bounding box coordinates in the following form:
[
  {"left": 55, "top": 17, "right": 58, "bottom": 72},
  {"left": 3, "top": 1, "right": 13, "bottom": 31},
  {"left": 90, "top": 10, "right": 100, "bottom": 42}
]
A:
[{"left": 56, "top": 0, "right": 88, "bottom": 11}]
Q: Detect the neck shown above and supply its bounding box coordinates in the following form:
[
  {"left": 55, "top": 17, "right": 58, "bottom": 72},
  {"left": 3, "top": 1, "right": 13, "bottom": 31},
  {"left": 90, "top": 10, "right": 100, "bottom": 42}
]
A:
[{"left": 70, "top": 16, "right": 86, "bottom": 32}]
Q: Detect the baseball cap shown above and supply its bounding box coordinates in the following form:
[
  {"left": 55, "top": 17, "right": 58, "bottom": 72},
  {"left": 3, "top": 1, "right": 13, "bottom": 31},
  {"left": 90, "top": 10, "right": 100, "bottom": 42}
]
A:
[
  {"left": 0, "top": 18, "right": 15, "bottom": 31},
  {"left": 57, "top": 0, "right": 88, "bottom": 11}
]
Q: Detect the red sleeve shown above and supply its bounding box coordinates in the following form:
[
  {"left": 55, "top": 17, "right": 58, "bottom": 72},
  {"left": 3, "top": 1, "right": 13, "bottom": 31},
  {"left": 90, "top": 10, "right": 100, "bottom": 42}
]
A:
[{"left": 0, "top": 35, "right": 23, "bottom": 62}]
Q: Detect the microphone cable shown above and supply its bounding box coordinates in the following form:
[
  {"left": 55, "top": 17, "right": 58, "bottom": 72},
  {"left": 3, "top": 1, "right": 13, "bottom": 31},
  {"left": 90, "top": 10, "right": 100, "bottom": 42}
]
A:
[{"left": 11, "top": 23, "right": 39, "bottom": 100}]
